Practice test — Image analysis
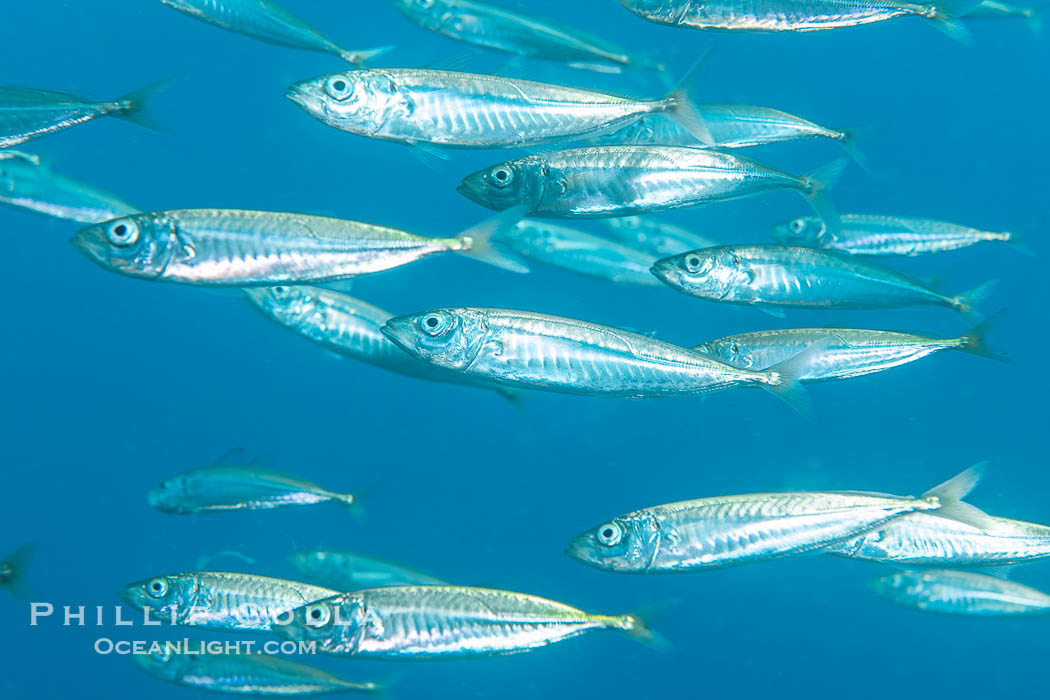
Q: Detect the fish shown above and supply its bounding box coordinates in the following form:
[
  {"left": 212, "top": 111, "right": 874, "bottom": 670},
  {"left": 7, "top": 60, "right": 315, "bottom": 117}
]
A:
[
  {"left": 870, "top": 570, "right": 1050, "bottom": 616},
  {"left": 0, "top": 545, "right": 30, "bottom": 597},
  {"left": 119, "top": 572, "right": 338, "bottom": 633},
  {"left": 289, "top": 549, "right": 446, "bottom": 589},
  {"left": 0, "top": 156, "right": 139, "bottom": 223},
  {"left": 615, "top": 0, "right": 981, "bottom": 43},
  {"left": 392, "top": 0, "right": 663, "bottom": 73},
  {"left": 966, "top": 0, "right": 1043, "bottom": 32},
  {"left": 0, "top": 82, "right": 166, "bottom": 149},
  {"left": 566, "top": 466, "right": 980, "bottom": 572},
  {"left": 691, "top": 313, "right": 1005, "bottom": 381},
  {"left": 159, "top": 0, "right": 390, "bottom": 64},
  {"left": 457, "top": 147, "right": 846, "bottom": 226},
  {"left": 133, "top": 646, "right": 381, "bottom": 696},
  {"left": 600, "top": 216, "right": 718, "bottom": 257},
  {"left": 285, "top": 66, "right": 708, "bottom": 151},
  {"left": 148, "top": 464, "right": 359, "bottom": 514},
  {"left": 771, "top": 214, "right": 1020, "bottom": 257},
  {"left": 494, "top": 220, "right": 663, "bottom": 286},
  {"left": 598, "top": 106, "right": 863, "bottom": 162},
  {"left": 380, "top": 307, "right": 822, "bottom": 410},
  {"left": 243, "top": 286, "right": 520, "bottom": 401},
  {"left": 651, "top": 245, "right": 997, "bottom": 318},
  {"left": 274, "top": 585, "right": 658, "bottom": 657},
  {"left": 70, "top": 208, "right": 528, "bottom": 285}
]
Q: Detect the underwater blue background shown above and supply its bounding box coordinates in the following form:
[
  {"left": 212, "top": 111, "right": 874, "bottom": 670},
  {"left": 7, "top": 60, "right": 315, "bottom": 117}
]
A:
[{"left": 2, "top": 1, "right": 1049, "bottom": 698}]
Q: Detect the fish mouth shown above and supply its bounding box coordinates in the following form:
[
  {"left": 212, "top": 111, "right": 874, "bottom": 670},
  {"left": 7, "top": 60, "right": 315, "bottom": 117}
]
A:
[
  {"left": 70, "top": 229, "right": 108, "bottom": 263},
  {"left": 285, "top": 83, "right": 318, "bottom": 113},
  {"left": 379, "top": 320, "right": 414, "bottom": 352},
  {"left": 648, "top": 260, "right": 672, "bottom": 284}
]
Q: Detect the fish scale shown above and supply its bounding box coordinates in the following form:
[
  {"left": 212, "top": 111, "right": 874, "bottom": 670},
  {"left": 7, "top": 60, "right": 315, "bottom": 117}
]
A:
[{"left": 872, "top": 570, "right": 1050, "bottom": 615}]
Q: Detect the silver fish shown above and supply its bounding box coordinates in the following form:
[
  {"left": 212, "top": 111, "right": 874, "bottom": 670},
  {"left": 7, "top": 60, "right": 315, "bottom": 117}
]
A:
[
  {"left": 285, "top": 68, "right": 707, "bottom": 149},
  {"left": 651, "top": 245, "right": 997, "bottom": 317},
  {"left": 71, "top": 208, "right": 526, "bottom": 285},
  {"left": 243, "top": 286, "right": 518, "bottom": 401},
  {"left": 966, "top": 0, "right": 1043, "bottom": 32},
  {"left": 289, "top": 549, "right": 446, "bottom": 589},
  {"left": 148, "top": 465, "right": 358, "bottom": 514},
  {"left": 495, "top": 220, "right": 662, "bottom": 286},
  {"left": 133, "top": 646, "right": 380, "bottom": 696},
  {"left": 119, "top": 572, "right": 338, "bottom": 633},
  {"left": 0, "top": 544, "right": 30, "bottom": 596},
  {"left": 601, "top": 216, "right": 718, "bottom": 257},
  {"left": 457, "top": 147, "right": 845, "bottom": 224},
  {"left": 692, "top": 315, "right": 1003, "bottom": 381},
  {"left": 0, "top": 82, "right": 165, "bottom": 149},
  {"left": 393, "top": 0, "right": 662, "bottom": 73},
  {"left": 566, "top": 467, "right": 978, "bottom": 572},
  {"left": 380, "top": 307, "right": 819, "bottom": 408},
  {"left": 616, "top": 0, "right": 979, "bottom": 41},
  {"left": 871, "top": 570, "right": 1050, "bottom": 616},
  {"left": 0, "top": 157, "right": 138, "bottom": 223},
  {"left": 275, "top": 586, "right": 657, "bottom": 657},
  {"left": 772, "top": 213, "right": 1018, "bottom": 256},
  {"left": 160, "top": 0, "right": 390, "bottom": 64}
]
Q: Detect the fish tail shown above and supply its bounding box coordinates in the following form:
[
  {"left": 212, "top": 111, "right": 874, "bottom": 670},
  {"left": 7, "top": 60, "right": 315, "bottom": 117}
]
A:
[
  {"left": 758, "top": 338, "right": 833, "bottom": 417},
  {"left": 1024, "top": 6, "right": 1043, "bottom": 34},
  {"left": 340, "top": 45, "right": 395, "bottom": 66},
  {"left": 957, "top": 308, "right": 1010, "bottom": 362},
  {"left": 924, "top": 0, "right": 981, "bottom": 44},
  {"left": 800, "top": 159, "right": 848, "bottom": 238},
  {"left": 614, "top": 604, "right": 673, "bottom": 651},
  {"left": 1, "top": 544, "right": 32, "bottom": 599},
  {"left": 113, "top": 79, "right": 173, "bottom": 131},
  {"left": 949, "top": 279, "right": 999, "bottom": 321},
  {"left": 454, "top": 205, "right": 531, "bottom": 273},
  {"left": 660, "top": 51, "right": 714, "bottom": 146},
  {"left": 837, "top": 127, "right": 872, "bottom": 171},
  {"left": 918, "top": 462, "right": 1001, "bottom": 528},
  {"left": 1002, "top": 231, "right": 1038, "bottom": 257}
]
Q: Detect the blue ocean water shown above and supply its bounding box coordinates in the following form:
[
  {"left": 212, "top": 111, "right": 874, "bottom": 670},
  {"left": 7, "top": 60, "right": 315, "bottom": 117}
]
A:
[{"left": 2, "top": 1, "right": 1049, "bottom": 698}]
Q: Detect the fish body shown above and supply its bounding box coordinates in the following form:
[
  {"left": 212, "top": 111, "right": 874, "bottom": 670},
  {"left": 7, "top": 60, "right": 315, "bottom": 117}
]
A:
[
  {"left": 71, "top": 209, "right": 513, "bottom": 285},
  {"left": 693, "top": 325, "right": 990, "bottom": 380},
  {"left": 600, "top": 216, "right": 717, "bottom": 256},
  {"left": 120, "top": 572, "right": 338, "bottom": 632},
  {"left": 286, "top": 69, "right": 701, "bottom": 148},
  {"left": 496, "top": 220, "right": 661, "bottom": 285},
  {"left": 828, "top": 512, "right": 1050, "bottom": 567},
  {"left": 276, "top": 586, "right": 650, "bottom": 657},
  {"left": 393, "top": 0, "right": 656, "bottom": 73},
  {"left": 568, "top": 490, "right": 945, "bottom": 572},
  {"left": 0, "top": 157, "right": 138, "bottom": 223},
  {"left": 132, "top": 647, "right": 379, "bottom": 696},
  {"left": 380, "top": 307, "right": 800, "bottom": 399},
  {"left": 148, "top": 465, "right": 355, "bottom": 514},
  {"left": 458, "top": 146, "right": 843, "bottom": 221},
  {"left": 651, "top": 245, "right": 992, "bottom": 314},
  {"left": 160, "top": 0, "right": 385, "bottom": 64},
  {"left": 0, "top": 83, "right": 161, "bottom": 148},
  {"left": 0, "top": 545, "right": 30, "bottom": 594},
  {"left": 772, "top": 214, "right": 1014, "bottom": 256},
  {"left": 967, "top": 0, "right": 1043, "bottom": 30},
  {"left": 243, "top": 286, "right": 517, "bottom": 399},
  {"left": 289, "top": 549, "right": 446, "bottom": 589},
  {"left": 872, "top": 570, "right": 1050, "bottom": 616}
]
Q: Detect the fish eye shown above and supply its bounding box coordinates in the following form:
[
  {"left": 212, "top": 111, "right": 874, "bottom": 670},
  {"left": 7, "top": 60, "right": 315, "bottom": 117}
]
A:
[
  {"left": 596, "top": 522, "right": 623, "bottom": 547},
  {"left": 305, "top": 603, "right": 332, "bottom": 628},
  {"left": 417, "top": 0, "right": 435, "bottom": 6},
  {"left": 420, "top": 312, "right": 450, "bottom": 336},
  {"left": 684, "top": 254, "right": 703, "bottom": 273},
  {"left": 106, "top": 219, "right": 140, "bottom": 247},
  {"left": 271, "top": 285, "right": 290, "bottom": 298},
  {"left": 790, "top": 219, "right": 805, "bottom": 235},
  {"left": 489, "top": 167, "right": 514, "bottom": 188},
  {"left": 324, "top": 76, "right": 353, "bottom": 101},
  {"left": 151, "top": 648, "right": 173, "bottom": 662},
  {"left": 146, "top": 577, "right": 169, "bottom": 599}
]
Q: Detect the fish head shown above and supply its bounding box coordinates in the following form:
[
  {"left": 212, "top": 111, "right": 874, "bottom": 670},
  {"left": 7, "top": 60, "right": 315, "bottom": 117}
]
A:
[
  {"left": 242, "top": 285, "right": 319, "bottom": 326},
  {"left": 458, "top": 156, "right": 548, "bottom": 213},
  {"left": 650, "top": 248, "right": 751, "bottom": 300},
  {"left": 120, "top": 574, "right": 199, "bottom": 623},
  {"left": 71, "top": 214, "right": 177, "bottom": 280},
  {"left": 869, "top": 572, "right": 927, "bottom": 604},
  {"left": 287, "top": 71, "right": 402, "bottom": 137},
  {"left": 618, "top": 0, "right": 680, "bottom": 21},
  {"left": 566, "top": 514, "right": 660, "bottom": 573},
  {"left": 392, "top": 0, "right": 455, "bottom": 28},
  {"left": 692, "top": 338, "right": 757, "bottom": 369},
  {"left": 147, "top": 473, "right": 193, "bottom": 514},
  {"left": 771, "top": 216, "right": 825, "bottom": 246},
  {"left": 381, "top": 308, "right": 490, "bottom": 371},
  {"left": 274, "top": 594, "right": 366, "bottom": 654},
  {"left": 130, "top": 643, "right": 190, "bottom": 682}
]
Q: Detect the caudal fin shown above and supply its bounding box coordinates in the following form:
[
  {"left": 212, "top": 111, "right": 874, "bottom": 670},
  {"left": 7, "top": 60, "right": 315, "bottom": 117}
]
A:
[
  {"left": 1, "top": 544, "right": 32, "bottom": 598},
  {"left": 928, "top": 0, "right": 981, "bottom": 42},
  {"left": 1024, "top": 6, "right": 1044, "bottom": 34},
  {"left": 921, "top": 462, "right": 1001, "bottom": 529},
  {"left": 340, "top": 45, "right": 395, "bottom": 66},
  {"left": 838, "top": 127, "right": 872, "bottom": 171},
  {"left": 455, "top": 205, "right": 531, "bottom": 273},
  {"left": 661, "top": 52, "right": 714, "bottom": 146},
  {"left": 957, "top": 308, "right": 1009, "bottom": 362},
  {"left": 759, "top": 338, "right": 834, "bottom": 417},
  {"left": 801, "top": 159, "right": 848, "bottom": 237},
  {"left": 950, "top": 279, "right": 998, "bottom": 321},
  {"left": 615, "top": 604, "right": 673, "bottom": 652},
  {"left": 113, "top": 79, "right": 172, "bottom": 131}
]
